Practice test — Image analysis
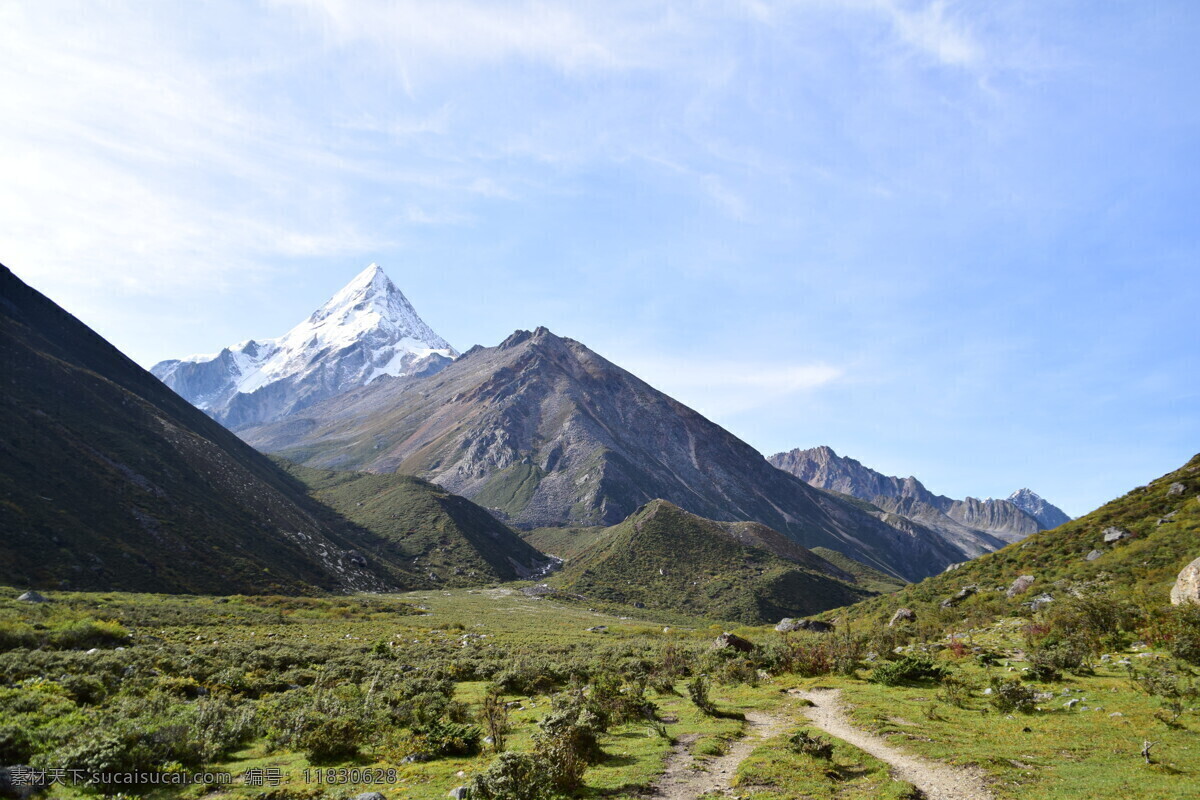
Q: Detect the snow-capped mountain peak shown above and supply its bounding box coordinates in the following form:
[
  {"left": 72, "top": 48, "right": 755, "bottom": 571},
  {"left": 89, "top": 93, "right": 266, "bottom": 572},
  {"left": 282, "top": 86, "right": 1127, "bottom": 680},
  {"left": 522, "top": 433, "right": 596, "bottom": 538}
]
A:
[
  {"left": 152, "top": 264, "right": 457, "bottom": 430},
  {"left": 1006, "top": 488, "right": 1072, "bottom": 530}
]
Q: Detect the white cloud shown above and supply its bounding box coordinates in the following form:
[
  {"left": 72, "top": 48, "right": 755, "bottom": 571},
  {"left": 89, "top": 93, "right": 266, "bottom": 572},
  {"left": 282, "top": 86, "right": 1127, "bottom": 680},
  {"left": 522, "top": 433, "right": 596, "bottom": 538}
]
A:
[
  {"left": 621, "top": 356, "right": 844, "bottom": 417},
  {"left": 878, "top": 0, "right": 981, "bottom": 66}
]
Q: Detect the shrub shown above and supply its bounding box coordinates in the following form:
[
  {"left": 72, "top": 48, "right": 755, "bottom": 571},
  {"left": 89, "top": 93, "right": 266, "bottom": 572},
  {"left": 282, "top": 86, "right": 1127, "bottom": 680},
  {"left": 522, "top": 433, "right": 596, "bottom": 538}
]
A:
[
  {"left": 936, "top": 673, "right": 975, "bottom": 708},
  {"left": 868, "top": 655, "right": 948, "bottom": 686},
  {"left": 988, "top": 678, "right": 1036, "bottom": 714},
  {"left": 1145, "top": 604, "right": 1200, "bottom": 665},
  {"left": 417, "top": 721, "right": 481, "bottom": 757},
  {"left": 788, "top": 730, "right": 833, "bottom": 760},
  {"left": 300, "top": 717, "right": 361, "bottom": 763},
  {"left": 687, "top": 676, "right": 716, "bottom": 716},
  {"left": 479, "top": 688, "right": 509, "bottom": 753},
  {"left": 469, "top": 752, "right": 558, "bottom": 800}
]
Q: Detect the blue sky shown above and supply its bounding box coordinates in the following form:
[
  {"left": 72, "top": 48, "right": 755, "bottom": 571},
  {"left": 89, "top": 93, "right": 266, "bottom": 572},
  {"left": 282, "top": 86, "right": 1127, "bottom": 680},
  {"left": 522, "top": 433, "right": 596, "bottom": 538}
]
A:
[{"left": 3, "top": 1, "right": 1197, "bottom": 516}]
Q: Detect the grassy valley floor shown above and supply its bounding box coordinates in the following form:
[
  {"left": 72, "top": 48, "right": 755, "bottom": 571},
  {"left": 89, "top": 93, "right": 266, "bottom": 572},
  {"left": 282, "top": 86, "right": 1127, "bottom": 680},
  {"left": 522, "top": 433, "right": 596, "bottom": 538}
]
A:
[{"left": 1, "top": 586, "right": 1198, "bottom": 800}]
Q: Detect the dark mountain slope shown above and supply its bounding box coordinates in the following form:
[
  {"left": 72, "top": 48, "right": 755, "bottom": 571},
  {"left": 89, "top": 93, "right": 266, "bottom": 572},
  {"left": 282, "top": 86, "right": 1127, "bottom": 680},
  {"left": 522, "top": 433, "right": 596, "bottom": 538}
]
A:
[
  {"left": 0, "top": 265, "right": 543, "bottom": 593},
  {"left": 545, "top": 500, "right": 878, "bottom": 624},
  {"left": 243, "top": 327, "right": 968, "bottom": 580}
]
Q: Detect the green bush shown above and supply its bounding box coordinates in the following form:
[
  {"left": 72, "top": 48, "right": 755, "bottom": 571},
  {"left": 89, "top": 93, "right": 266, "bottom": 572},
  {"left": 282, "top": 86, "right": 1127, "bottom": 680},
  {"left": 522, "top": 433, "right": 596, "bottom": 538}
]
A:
[
  {"left": 868, "top": 655, "right": 948, "bottom": 686},
  {"left": 469, "top": 751, "right": 558, "bottom": 800},
  {"left": 988, "top": 678, "right": 1036, "bottom": 714},
  {"left": 788, "top": 730, "right": 833, "bottom": 760},
  {"left": 687, "top": 676, "right": 716, "bottom": 715},
  {"left": 300, "top": 717, "right": 361, "bottom": 763}
]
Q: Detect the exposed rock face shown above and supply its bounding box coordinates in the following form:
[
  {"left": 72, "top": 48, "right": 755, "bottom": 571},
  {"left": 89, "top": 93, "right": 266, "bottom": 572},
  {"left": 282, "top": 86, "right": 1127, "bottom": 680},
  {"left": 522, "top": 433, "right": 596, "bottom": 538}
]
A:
[
  {"left": 1103, "top": 527, "right": 1131, "bottom": 543},
  {"left": 775, "top": 618, "right": 834, "bottom": 633},
  {"left": 888, "top": 608, "right": 917, "bottom": 627},
  {"left": 1171, "top": 557, "right": 1200, "bottom": 605},
  {"left": 714, "top": 632, "right": 755, "bottom": 652},
  {"left": 770, "top": 447, "right": 1064, "bottom": 558},
  {"left": 243, "top": 328, "right": 970, "bottom": 580},
  {"left": 941, "top": 585, "right": 978, "bottom": 608},
  {"left": 152, "top": 264, "right": 456, "bottom": 430},
  {"left": 1006, "top": 575, "right": 1036, "bottom": 598}
]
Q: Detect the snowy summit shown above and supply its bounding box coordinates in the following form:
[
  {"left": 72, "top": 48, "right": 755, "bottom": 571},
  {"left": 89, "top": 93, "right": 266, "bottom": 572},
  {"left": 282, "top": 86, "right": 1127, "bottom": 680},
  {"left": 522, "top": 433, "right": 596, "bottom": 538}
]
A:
[{"left": 152, "top": 264, "right": 457, "bottom": 429}]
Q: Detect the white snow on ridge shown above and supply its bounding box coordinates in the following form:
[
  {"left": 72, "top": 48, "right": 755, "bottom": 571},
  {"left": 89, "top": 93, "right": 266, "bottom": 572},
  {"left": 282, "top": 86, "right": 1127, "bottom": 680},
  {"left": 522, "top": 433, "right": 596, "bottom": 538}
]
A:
[{"left": 153, "top": 263, "right": 457, "bottom": 419}]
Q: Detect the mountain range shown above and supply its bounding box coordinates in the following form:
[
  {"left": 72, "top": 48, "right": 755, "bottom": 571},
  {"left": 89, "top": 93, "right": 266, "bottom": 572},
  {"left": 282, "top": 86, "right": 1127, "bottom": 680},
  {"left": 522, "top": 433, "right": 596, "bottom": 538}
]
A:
[
  {"left": 240, "top": 324, "right": 970, "bottom": 581},
  {"left": 770, "top": 445, "right": 1070, "bottom": 558},
  {"left": 151, "top": 264, "right": 456, "bottom": 430}
]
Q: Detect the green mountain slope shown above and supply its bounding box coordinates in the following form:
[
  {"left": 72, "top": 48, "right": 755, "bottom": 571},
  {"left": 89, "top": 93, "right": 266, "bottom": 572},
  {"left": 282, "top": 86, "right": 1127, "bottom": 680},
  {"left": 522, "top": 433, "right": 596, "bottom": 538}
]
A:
[
  {"left": 278, "top": 461, "right": 549, "bottom": 585},
  {"left": 545, "top": 500, "right": 878, "bottom": 624},
  {"left": 836, "top": 453, "right": 1200, "bottom": 624}
]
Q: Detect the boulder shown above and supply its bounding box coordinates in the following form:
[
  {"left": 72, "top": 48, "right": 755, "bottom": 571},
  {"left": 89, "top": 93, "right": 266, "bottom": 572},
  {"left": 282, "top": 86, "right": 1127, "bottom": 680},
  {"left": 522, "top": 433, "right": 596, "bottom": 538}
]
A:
[
  {"left": 16, "top": 590, "right": 48, "bottom": 603},
  {"left": 713, "top": 632, "right": 755, "bottom": 653},
  {"left": 775, "top": 618, "right": 833, "bottom": 633},
  {"left": 888, "top": 608, "right": 916, "bottom": 627},
  {"left": 448, "top": 788, "right": 470, "bottom": 800},
  {"left": 1085, "top": 549, "right": 1103, "bottom": 561},
  {"left": 1102, "top": 527, "right": 1131, "bottom": 544},
  {"left": 1028, "top": 593, "right": 1055, "bottom": 611},
  {"left": 1170, "top": 557, "right": 1200, "bottom": 606},
  {"left": 940, "top": 585, "right": 977, "bottom": 608},
  {"left": 354, "top": 794, "right": 387, "bottom": 800},
  {"left": 1006, "top": 575, "right": 1036, "bottom": 599},
  {"left": 1167, "top": 482, "right": 1186, "bottom": 496}
]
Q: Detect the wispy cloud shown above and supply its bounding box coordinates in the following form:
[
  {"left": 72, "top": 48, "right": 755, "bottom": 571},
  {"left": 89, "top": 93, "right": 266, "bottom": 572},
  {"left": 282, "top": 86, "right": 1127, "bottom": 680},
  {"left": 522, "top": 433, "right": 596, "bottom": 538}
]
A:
[{"left": 622, "top": 356, "right": 844, "bottom": 417}]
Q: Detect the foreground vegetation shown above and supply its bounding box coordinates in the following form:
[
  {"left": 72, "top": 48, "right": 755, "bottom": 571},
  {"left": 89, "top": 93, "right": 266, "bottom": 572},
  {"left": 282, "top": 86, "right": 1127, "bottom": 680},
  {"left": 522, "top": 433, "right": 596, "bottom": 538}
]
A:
[{"left": 2, "top": 571, "right": 1198, "bottom": 799}]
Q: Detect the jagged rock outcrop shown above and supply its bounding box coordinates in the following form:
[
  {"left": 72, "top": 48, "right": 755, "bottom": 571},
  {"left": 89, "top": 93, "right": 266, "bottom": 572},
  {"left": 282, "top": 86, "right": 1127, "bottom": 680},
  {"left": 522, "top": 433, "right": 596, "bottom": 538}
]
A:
[
  {"left": 1008, "top": 488, "right": 1072, "bottom": 529},
  {"left": 770, "top": 446, "right": 1069, "bottom": 556},
  {"left": 153, "top": 264, "right": 456, "bottom": 430}
]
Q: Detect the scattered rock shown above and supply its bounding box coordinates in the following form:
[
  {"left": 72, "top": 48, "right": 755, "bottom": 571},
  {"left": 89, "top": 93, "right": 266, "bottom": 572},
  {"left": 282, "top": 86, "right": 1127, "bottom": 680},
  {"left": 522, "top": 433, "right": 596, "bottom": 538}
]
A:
[
  {"left": 1109, "top": 712, "right": 1124, "bottom": 718},
  {"left": 585, "top": 626, "right": 608, "bottom": 633},
  {"left": 1085, "top": 549, "right": 1103, "bottom": 561},
  {"left": 1167, "top": 482, "right": 1186, "bottom": 496},
  {"left": 16, "top": 590, "right": 48, "bottom": 603},
  {"left": 713, "top": 632, "right": 755, "bottom": 652},
  {"left": 1102, "top": 527, "right": 1131, "bottom": 544},
  {"left": 402, "top": 753, "right": 432, "bottom": 764},
  {"left": 776, "top": 618, "right": 833, "bottom": 633},
  {"left": 942, "top": 561, "right": 965, "bottom": 573},
  {"left": 1006, "top": 575, "right": 1036, "bottom": 599},
  {"left": 354, "top": 793, "right": 386, "bottom": 800},
  {"left": 888, "top": 608, "right": 917, "bottom": 627},
  {"left": 1170, "top": 556, "right": 1200, "bottom": 606},
  {"left": 940, "top": 585, "right": 977, "bottom": 608},
  {"left": 1028, "top": 593, "right": 1055, "bottom": 611},
  {"left": 1157, "top": 511, "right": 1178, "bottom": 525}
]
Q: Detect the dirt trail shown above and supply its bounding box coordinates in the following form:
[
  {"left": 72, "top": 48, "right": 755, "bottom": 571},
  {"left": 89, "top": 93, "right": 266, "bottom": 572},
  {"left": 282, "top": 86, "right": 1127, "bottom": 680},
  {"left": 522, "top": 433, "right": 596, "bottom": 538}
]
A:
[
  {"left": 796, "top": 688, "right": 995, "bottom": 800},
  {"left": 651, "top": 710, "right": 789, "bottom": 799}
]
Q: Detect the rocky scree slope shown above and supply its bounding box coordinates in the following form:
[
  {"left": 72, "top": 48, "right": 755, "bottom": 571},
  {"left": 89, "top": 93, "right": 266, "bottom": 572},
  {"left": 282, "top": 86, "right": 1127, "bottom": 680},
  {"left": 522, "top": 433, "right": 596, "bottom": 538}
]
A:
[
  {"left": 152, "top": 264, "right": 456, "bottom": 430},
  {"left": 243, "top": 326, "right": 968, "bottom": 581}
]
